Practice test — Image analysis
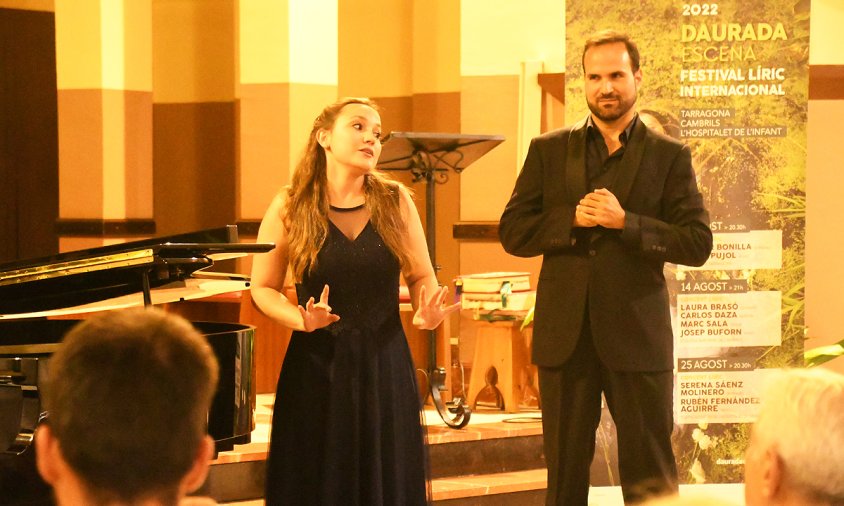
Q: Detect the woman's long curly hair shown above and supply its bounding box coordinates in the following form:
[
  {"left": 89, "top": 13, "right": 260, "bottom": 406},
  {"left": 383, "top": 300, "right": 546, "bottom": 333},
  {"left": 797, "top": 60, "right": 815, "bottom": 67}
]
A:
[{"left": 282, "top": 97, "right": 412, "bottom": 282}]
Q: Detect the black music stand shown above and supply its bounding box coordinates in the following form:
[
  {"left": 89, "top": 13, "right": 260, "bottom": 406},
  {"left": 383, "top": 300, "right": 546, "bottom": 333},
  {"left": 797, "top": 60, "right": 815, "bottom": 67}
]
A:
[{"left": 378, "top": 132, "right": 504, "bottom": 428}]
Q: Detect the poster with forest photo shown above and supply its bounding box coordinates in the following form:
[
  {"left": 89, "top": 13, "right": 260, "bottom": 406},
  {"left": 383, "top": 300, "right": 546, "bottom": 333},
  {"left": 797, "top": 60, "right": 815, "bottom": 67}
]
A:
[{"left": 565, "top": 0, "right": 810, "bottom": 485}]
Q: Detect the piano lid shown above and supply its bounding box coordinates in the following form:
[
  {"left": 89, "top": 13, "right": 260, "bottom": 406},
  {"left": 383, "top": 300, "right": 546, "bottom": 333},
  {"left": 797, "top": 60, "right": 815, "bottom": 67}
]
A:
[{"left": 0, "top": 225, "right": 274, "bottom": 319}]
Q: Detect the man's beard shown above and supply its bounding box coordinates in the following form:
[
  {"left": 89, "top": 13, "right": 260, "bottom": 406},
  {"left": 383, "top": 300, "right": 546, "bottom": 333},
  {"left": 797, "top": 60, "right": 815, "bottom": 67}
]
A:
[{"left": 587, "top": 91, "right": 636, "bottom": 122}]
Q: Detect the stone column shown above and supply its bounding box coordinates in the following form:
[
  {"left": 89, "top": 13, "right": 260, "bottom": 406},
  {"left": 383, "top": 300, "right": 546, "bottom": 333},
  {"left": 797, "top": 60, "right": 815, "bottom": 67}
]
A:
[
  {"left": 235, "top": 0, "right": 339, "bottom": 235},
  {"left": 55, "top": 0, "right": 153, "bottom": 251}
]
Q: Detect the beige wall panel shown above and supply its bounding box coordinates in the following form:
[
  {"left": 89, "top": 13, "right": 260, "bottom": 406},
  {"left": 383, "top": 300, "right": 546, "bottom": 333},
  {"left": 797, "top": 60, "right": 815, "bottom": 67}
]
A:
[
  {"left": 119, "top": 0, "right": 153, "bottom": 92},
  {"left": 58, "top": 89, "right": 103, "bottom": 218},
  {"left": 806, "top": 99, "right": 844, "bottom": 375},
  {"left": 0, "top": 0, "right": 53, "bottom": 11},
  {"left": 101, "top": 89, "right": 127, "bottom": 218},
  {"left": 460, "top": 0, "right": 565, "bottom": 77},
  {"left": 339, "top": 0, "right": 412, "bottom": 97},
  {"left": 237, "top": 83, "right": 290, "bottom": 219},
  {"left": 99, "top": 0, "right": 126, "bottom": 90},
  {"left": 237, "top": 0, "right": 290, "bottom": 85},
  {"left": 372, "top": 95, "right": 413, "bottom": 133},
  {"left": 152, "top": 0, "right": 235, "bottom": 103},
  {"left": 289, "top": 0, "right": 337, "bottom": 85},
  {"left": 810, "top": 0, "right": 844, "bottom": 65},
  {"left": 59, "top": 236, "right": 107, "bottom": 253},
  {"left": 55, "top": 0, "right": 102, "bottom": 89},
  {"left": 412, "top": 0, "right": 460, "bottom": 94},
  {"left": 286, "top": 83, "right": 338, "bottom": 174},
  {"left": 412, "top": 92, "right": 460, "bottom": 132},
  {"left": 806, "top": 0, "right": 844, "bottom": 375},
  {"left": 460, "top": 75, "right": 519, "bottom": 221},
  {"left": 153, "top": 102, "right": 236, "bottom": 236},
  {"left": 123, "top": 90, "right": 154, "bottom": 217},
  {"left": 100, "top": 89, "right": 153, "bottom": 219}
]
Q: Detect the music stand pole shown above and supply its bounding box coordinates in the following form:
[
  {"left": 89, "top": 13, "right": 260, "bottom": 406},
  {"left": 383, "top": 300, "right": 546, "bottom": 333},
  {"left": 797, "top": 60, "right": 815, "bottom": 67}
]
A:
[{"left": 378, "top": 132, "right": 504, "bottom": 429}]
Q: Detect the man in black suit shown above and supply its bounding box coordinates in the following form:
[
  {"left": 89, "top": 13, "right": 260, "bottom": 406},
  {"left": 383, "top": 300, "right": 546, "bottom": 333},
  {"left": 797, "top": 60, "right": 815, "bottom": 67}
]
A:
[{"left": 499, "top": 30, "right": 713, "bottom": 505}]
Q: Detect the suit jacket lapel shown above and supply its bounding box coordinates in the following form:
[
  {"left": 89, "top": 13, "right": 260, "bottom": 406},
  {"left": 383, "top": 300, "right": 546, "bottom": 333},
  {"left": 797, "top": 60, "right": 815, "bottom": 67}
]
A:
[
  {"left": 565, "top": 117, "right": 589, "bottom": 205},
  {"left": 613, "top": 118, "right": 648, "bottom": 205}
]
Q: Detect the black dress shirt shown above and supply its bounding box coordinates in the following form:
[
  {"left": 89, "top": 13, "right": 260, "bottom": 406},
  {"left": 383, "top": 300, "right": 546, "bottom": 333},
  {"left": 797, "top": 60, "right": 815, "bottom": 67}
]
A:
[{"left": 585, "top": 114, "right": 639, "bottom": 187}]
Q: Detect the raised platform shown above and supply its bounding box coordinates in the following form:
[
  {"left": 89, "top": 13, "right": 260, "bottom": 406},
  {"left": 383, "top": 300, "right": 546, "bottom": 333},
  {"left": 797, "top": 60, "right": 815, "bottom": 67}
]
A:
[
  {"left": 202, "top": 393, "right": 547, "bottom": 504},
  {"left": 203, "top": 394, "right": 745, "bottom": 506}
]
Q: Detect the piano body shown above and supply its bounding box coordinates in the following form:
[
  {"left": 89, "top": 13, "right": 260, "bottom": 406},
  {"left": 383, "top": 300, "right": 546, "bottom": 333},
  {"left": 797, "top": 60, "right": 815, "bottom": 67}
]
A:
[{"left": 0, "top": 225, "right": 273, "bottom": 504}]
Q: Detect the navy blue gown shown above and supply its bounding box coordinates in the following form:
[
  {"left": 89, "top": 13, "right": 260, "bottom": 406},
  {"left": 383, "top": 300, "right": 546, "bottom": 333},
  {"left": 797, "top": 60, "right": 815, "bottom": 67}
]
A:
[{"left": 265, "top": 207, "right": 428, "bottom": 505}]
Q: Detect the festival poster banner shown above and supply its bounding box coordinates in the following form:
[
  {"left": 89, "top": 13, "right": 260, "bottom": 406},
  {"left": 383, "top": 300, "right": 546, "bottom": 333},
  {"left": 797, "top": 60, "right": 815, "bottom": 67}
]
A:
[
  {"left": 566, "top": 0, "right": 809, "bottom": 485},
  {"left": 675, "top": 368, "right": 775, "bottom": 424},
  {"left": 675, "top": 290, "right": 782, "bottom": 347},
  {"left": 682, "top": 229, "right": 783, "bottom": 270}
]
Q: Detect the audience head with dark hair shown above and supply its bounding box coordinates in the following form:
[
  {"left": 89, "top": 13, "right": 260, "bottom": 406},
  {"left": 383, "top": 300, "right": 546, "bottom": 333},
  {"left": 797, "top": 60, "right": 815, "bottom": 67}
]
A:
[{"left": 36, "top": 308, "right": 219, "bottom": 506}]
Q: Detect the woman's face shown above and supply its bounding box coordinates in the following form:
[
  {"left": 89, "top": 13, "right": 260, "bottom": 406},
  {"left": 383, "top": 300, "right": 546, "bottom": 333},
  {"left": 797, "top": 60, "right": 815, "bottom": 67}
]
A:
[{"left": 319, "top": 103, "right": 382, "bottom": 174}]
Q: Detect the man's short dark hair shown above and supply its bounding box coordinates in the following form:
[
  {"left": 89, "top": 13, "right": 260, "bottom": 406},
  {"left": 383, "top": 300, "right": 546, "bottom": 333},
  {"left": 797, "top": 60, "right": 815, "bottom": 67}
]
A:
[
  {"left": 582, "top": 29, "right": 641, "bottom": 73},
  {"left": 42, "top": 308, "right": 219, "bottom": 504}
]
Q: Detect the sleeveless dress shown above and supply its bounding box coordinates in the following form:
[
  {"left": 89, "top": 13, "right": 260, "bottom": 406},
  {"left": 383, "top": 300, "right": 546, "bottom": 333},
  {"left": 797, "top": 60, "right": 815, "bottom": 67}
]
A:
[{"left": 264, "top": 205, "right": 429, "bottom": 506}]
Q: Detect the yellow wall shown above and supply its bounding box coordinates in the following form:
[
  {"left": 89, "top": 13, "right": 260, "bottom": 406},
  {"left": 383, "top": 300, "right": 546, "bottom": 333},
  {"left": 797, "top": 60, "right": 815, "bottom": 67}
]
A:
[
  {"left": 805, "top": 0, "right": 844, "bottom": 373},
  {"left": 809, "top": 0, "right": 844, "bottom": 65},
  {"left": 54, "top": 0, "right": 152, "bottom": 91},
  {"left": 412, "top": 0, "right": 461, "bottom": 95},
  {"left": 55, "top": 0, "right": 103, "bottom": 89},
  {"left": 339, "top": 0, "right": 412, "bottom": 97},
  {"left": 801, "top": 0, "right": 844, "bottom": 374},
  {"left": 460, "top": 0, "right": 565, "bottom": 77},
  {"left": 459, "top": 0, "right": 564, "bottom": 223},
  {"left": 9, "top": 0, "right": 844, "bottom": 372},
  {"left": 289, "top": 0, "right": 337, "bottom": 85},
  {"left": 238, "top": 0, "right": 289, "bottom": 84},
  {"left": 152, "top": 0, "right": 235, "bottom": 103},
  {"left": 806, "top": 100, "right": 844, "bottom": 375},
  {"left": 0, "top": 0, "right": 52, "bottom": 11}
]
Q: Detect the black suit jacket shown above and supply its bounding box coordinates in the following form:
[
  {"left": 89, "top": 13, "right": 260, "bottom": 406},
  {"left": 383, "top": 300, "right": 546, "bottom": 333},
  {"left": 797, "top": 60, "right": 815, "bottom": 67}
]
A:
[{"left": 499, "top": 117, "right": 713, "bottom": 371}]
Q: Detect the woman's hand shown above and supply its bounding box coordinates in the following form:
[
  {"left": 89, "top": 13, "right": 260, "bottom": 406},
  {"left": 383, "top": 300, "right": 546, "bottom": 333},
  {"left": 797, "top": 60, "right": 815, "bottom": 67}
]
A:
[
  {"left": 412, "top": 285, "right": 461, "bottom": 330},
  {"left": 298, "top": 285, "right": 340, "bottom": 331}
]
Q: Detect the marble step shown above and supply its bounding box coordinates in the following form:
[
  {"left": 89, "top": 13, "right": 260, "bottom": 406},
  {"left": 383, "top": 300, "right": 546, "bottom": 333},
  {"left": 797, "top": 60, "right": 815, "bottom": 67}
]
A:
[
  {"left": 209, "top": 465, "right": 547, "bottom": 505},
  {"left": 204, "top": 397, "right": 548, "bottom": 504},
  {"left": 432, "top": 468, "right": 546, "bottom": 505}
]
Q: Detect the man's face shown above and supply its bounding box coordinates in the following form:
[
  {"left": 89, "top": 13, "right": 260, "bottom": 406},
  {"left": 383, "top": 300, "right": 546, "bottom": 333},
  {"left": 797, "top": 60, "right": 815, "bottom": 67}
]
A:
[{"left": 583, "top": 42, "right": 642, "bottom": 124}]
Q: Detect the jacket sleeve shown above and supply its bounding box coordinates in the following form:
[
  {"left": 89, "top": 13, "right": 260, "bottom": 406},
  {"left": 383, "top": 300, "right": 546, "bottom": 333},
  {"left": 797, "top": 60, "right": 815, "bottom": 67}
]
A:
[
  {"left": 498, "top": 136, "right": 577, "bottom": 258},
  {"left": 620, "top": 143, "right": 713, "bottom": 267}
]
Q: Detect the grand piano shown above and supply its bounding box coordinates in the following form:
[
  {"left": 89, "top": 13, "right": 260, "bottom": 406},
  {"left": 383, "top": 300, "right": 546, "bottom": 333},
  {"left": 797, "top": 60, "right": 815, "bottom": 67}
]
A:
[{"left": 0, "top": 225, "right": 273, "bottom": 504}]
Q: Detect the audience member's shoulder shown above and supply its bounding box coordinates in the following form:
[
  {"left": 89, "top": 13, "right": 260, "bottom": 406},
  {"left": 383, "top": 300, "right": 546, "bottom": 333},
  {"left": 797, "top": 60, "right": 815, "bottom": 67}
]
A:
[
  {"left": 179, "top": 496, "right": 219, "bottom": 506},
  {"left": 642, "top": 493, "right": 740, "bottom": 506}
]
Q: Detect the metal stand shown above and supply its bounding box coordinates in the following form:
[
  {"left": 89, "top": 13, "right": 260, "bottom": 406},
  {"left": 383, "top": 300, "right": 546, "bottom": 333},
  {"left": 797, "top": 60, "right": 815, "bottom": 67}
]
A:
[{"left": 379, "top": 132, "right": 504, "bottom": 429}]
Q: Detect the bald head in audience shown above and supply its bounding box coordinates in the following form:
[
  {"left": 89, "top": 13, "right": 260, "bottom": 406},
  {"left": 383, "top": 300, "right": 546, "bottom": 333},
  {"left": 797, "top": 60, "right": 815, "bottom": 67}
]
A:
[{"left": 744, "top": 367, "right": 844, "bottom": 506}]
